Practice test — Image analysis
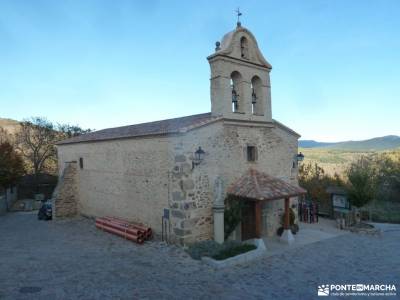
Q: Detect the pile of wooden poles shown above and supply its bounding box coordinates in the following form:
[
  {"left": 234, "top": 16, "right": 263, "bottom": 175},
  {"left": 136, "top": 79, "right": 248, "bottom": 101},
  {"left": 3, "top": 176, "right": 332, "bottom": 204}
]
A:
[{"left": 95, "top": 216, "right": 152, "bottom": 244}]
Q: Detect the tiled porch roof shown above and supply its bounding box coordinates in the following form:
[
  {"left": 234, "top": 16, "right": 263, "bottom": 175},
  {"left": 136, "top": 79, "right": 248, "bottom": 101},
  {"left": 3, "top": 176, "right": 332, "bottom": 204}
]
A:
[{"left": 227, "top": 169, "right": 307, "bottom": 201}]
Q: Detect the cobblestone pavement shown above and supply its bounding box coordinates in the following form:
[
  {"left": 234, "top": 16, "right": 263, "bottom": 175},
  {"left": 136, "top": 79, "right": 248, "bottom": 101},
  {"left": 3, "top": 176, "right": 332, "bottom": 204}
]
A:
[{"left": 0, "top": 212, "right": 399, "bottom": 300}]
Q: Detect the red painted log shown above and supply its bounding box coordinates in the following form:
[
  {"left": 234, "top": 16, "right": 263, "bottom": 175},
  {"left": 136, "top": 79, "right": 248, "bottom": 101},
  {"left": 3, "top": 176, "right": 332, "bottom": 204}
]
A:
[
  {"left": 95, "top": 219, "right": 144, "bottom": 238},
  {"left": 95, "top": 222, "right": 144, "bottom": 244}
]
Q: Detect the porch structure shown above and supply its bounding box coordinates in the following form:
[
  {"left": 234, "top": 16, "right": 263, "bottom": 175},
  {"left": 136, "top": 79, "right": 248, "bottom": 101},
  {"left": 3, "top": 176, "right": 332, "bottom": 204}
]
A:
[{"left": 227, "top": 169, "right": 306, "bottom": 243}]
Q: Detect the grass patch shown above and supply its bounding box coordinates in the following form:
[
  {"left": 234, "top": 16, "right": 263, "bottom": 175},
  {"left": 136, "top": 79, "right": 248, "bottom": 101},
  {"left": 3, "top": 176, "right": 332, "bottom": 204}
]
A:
[
  {"left": 212, "top": 244, "right": 257, "bottom": 260},
  {"left": 186, "top": 240, "right": 222, "bottom": 260},
  {"left": 361, "top": 201, "right": 400, "bottom": 224}
]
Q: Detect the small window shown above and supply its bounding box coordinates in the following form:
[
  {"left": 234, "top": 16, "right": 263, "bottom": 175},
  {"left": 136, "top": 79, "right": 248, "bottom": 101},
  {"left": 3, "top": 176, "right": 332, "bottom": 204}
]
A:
[
  {"left": 240, "top": 36, "right": 249, "bottom": 59},
  {"left": 79, "top": 157, "right": 84, "bottom": 169},
  {"left": 247, "top": 146, "right": 256, "bottom": 162}
]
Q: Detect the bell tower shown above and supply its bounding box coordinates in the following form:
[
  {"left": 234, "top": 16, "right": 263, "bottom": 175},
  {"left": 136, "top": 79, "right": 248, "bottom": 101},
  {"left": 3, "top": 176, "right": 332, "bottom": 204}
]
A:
[{"left": 207, "top": 22, "right": 273, "bottom": 122}]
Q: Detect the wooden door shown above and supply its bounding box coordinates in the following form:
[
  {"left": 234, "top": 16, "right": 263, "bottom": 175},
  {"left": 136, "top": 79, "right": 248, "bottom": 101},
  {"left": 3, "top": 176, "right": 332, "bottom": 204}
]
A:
[{"left": 241, "top": 201, "right": 256, "bottom": 241}]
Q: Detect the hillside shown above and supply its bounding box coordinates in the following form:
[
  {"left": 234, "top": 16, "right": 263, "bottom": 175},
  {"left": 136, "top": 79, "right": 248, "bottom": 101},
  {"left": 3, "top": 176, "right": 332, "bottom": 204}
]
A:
[
  {"left": 298, "top": 140, "right": 334, "bottom": 148},
  {"left": 299, "top": 147, "right": 400, "bottom": 177},
  {"left": 0, "top": 117, "right": 20, "bottom": 135},
  {"left": 299, "top": 135, "right": 400, "bottom": 151}
]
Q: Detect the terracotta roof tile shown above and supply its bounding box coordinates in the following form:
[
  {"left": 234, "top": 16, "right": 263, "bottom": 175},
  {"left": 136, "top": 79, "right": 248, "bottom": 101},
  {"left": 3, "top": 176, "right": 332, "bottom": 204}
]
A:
[
  {"left": 57, "top": 113, "right": 219, "bottom": 145},
  {"left": 227, "top": 169, "right": 306, "bottom": 201}
]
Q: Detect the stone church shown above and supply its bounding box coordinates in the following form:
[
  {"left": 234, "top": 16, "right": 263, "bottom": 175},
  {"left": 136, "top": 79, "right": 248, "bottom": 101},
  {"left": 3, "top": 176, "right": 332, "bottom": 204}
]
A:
[{"left": 55, "top": 21, "right": 306, "bottom": 245}]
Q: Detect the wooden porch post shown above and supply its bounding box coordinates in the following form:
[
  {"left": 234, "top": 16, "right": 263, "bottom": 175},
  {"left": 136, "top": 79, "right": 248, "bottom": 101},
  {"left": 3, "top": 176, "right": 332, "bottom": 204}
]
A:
[
  {"left": 255, "top": 201, "right": 262, "bottom": 238},
  {"left": 284, "top": 197, "right": 290, "bottom": 230}
]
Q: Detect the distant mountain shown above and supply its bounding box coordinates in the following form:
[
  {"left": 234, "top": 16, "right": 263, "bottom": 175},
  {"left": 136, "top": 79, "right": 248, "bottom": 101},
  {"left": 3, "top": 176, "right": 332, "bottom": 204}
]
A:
[
  {"left": 299, "top": 135, "right": 400, "bottom": 151},
  {"left": 298, "top": 140, "right": 335, "bottom": 148}
]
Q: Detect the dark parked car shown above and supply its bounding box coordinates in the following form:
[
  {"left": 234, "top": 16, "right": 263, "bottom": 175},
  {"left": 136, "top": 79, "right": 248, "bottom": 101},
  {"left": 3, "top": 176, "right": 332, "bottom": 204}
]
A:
[{"left": 38, "top": 202, "right": 52, "bottom": 220}]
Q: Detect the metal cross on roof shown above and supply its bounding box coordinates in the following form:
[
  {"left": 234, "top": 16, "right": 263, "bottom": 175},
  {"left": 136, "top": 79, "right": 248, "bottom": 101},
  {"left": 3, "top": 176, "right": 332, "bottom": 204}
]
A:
[{"left": 235, "top": 7, "right": 242, "bottom": 25}]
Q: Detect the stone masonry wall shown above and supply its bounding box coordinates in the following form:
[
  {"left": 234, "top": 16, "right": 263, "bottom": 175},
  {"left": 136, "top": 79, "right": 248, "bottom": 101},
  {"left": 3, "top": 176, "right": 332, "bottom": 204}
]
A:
[
  {"left": 169, "top": 120, "right": 300, "bottom": 243},
  {"left": 57, "top": 119, "right": 300, "bottom": 244},
  {"left": 57, "top": 138, "right": 173, "bottom": 234},
  {"left": 53, "top": 162, "right": 79, "bottom": 218},
  {"left": 169, "top": 148, "right": 213, "bottom": 245}
]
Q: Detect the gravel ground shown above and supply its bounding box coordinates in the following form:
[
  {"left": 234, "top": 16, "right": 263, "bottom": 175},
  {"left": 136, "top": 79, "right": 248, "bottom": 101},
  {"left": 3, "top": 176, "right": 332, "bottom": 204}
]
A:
[{"left": 0, "top": 212, "right": 399, "bottom": 300}]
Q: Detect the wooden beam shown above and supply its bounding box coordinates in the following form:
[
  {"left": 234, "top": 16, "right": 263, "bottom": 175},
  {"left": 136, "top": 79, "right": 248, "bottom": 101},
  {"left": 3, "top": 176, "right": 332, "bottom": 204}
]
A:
[
  {"left": 284, "top": 197, "right": 290, "bottom": 230},
  {"left": 255, "top": 201, "right": 262, "bottom": 238}
]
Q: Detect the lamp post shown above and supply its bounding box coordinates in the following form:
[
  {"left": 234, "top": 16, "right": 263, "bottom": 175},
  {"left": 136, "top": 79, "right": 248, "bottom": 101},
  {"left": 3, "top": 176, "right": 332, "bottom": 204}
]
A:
[
  {"left": 296, "top": 152, "right": 304, "bottom": 162},
  {"left": 192, "top": 147, "right": 205, "bottom": 169}
]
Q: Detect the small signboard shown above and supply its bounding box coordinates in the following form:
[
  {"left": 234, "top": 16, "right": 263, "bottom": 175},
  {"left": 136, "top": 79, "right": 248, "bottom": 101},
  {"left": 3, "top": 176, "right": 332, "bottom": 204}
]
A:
[
  {"left": 163, "top": 208, "right": 170, "bottom": 220},
  {"left": 332, "top": 194, "right": 350, "bottom": 212}
]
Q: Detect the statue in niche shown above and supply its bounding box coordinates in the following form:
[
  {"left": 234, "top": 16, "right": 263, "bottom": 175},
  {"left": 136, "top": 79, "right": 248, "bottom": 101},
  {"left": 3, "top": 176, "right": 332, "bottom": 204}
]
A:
[{"left": 213, "top": 176, "right": 225, "bottom": 206}]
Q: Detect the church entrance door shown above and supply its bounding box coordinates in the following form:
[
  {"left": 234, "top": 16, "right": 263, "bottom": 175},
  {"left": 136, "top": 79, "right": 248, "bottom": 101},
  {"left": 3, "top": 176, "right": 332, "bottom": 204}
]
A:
[{"left": 241, "top": 201, "right": 257, "bottom": 240}]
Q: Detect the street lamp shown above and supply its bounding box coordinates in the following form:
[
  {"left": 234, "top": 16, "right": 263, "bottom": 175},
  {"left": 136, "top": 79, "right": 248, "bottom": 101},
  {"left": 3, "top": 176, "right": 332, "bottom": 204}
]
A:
[
  {"left": 296, "top": 152, "right": 304, "bottom": 162},
  {"left": 192, "top": 147, "right": 205, "bottom": 169}
]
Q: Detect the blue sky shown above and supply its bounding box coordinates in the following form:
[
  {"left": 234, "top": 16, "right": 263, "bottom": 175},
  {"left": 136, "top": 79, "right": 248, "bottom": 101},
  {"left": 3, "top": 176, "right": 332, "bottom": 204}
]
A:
[{"left": 0, "top": 0, "right": 399, "bottom": 142}]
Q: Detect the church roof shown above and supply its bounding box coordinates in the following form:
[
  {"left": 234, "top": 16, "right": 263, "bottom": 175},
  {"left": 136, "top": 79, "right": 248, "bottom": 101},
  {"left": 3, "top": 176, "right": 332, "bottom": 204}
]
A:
[
  {"left": 227, "top": 169, "right": 306, "bottom": 201},
  {"left": 57, "top": 112, "right": 300, "bottom": 145},
  {"left": 57, "top": 113, "right": 219, "bottom": 145}
]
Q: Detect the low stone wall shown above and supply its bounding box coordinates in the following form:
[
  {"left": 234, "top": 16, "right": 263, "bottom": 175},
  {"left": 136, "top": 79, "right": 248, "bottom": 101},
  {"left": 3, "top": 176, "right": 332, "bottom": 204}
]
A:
[{"left": 53, "top": 162, "right": 79, "bottom": 218}]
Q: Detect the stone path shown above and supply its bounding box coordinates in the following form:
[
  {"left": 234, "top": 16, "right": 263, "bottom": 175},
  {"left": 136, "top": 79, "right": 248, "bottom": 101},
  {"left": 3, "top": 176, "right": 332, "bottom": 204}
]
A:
[{"left": 0, "top": 212, "right": 399, "bottom": 299}]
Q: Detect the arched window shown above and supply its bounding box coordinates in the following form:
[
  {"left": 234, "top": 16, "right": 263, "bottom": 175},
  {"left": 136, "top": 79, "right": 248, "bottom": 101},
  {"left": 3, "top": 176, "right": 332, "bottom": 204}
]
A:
[
  {"left": 251, "top": 76, "right": 263, "bottom": 115},
  {"left": 240, "top": 36, "right": 249, "bottom": 59},
  {"left": 231, "top": 71, "right": 242, "bottom": 113}
]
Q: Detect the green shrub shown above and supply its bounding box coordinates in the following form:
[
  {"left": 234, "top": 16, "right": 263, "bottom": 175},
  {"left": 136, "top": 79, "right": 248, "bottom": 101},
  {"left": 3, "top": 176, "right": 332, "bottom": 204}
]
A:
[
  {"left": 224, "top": 195, "right": 243, "bottom": 239},
  {"left": 186, "top": 240, "right": 221, "bottom": 260},
  {"left": 186, "top": 240, "right": 257, "bottom": 260},
  {"left": 277, "top": 227, "right": 284, "bottom": 236},
  {"left": 280, "top": 208, "right": 296, "bottom": 226},
  {"left": 212, "top": 244, "right": 257, "bottom": 260},
  {"left": 291, "top": 224, "right": 299, "bottom": 234}
]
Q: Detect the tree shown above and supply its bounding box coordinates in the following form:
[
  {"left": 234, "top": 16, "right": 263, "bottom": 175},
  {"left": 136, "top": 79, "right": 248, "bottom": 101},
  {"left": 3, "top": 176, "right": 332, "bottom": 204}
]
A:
[
  {"left": 347, "top": 156, "right": 376, "bottom": 207},
  {"left": 15, "top": 117, "right": 58, "bottom": 178},
  {"left": 374, "top": 152, "right": 400, "bottom": 203},
  {"left": 0, "top": 141, "right": 25, "bottom": 189},
  {"left": 57, "top": 124, "right": 92, "bottom": 139},
  {"left": 15, "top": 117, "right": 92, "bottom": 181},
  {"left": 299, "top": 162, "right": 340, "bottom": 201},
  {"left": 299, "top": 162, "right": 345, "bottom": 214}
]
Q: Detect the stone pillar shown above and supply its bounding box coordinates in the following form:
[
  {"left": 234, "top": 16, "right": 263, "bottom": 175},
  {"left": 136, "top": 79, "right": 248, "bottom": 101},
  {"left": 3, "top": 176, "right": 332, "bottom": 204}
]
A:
[
  {"left": 241, "top": 80, "right": 252, "bottom": 115},
  {"left": 213, "top": 176, "right": 225, "bottom": 244},
  {"left": 280, "top": 197, "right": 295, "bottom": 244},
  {"left": 284, "top": 197, "right": 290, "bottom": 230},
  {"left": 213, "top": 204, "right": 225, "bottom": 244},
  {"left": 264, "top": 75, "right": 272, "bottom": 122},
  {"left": 210, "top": 74, "right": 231, "bottom": 117}
]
